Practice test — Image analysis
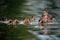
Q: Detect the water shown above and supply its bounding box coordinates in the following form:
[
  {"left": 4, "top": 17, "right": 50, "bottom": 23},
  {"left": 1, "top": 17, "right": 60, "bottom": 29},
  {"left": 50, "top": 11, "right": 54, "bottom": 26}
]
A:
[
  {"left": 0, "top": 0, "right": 60, "bottom": 40},
  {"left": 24, "top": 0, "right": 60, "bottom": 40}
]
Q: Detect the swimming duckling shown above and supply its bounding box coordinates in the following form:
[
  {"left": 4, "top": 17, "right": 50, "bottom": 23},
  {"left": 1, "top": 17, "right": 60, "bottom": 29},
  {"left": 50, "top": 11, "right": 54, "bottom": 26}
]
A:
[
  {"left": 13, "top": 19, "right": 19, "bottom": 28},
  {"left": 30, "top": 16, "right": 35, "bottom": 22},
  {"left": 7, "top": 19, "right": 13, "bottom": 25}
]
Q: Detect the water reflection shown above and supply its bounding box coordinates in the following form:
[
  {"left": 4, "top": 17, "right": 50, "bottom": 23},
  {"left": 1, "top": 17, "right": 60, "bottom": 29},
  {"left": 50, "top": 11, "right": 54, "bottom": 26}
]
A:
[{"left": 24, "top": 0, "right": 60, "bottom": 40}]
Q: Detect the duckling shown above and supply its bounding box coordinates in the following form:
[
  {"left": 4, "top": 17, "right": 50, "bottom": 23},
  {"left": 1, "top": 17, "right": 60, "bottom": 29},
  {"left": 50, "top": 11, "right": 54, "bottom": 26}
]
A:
[
  {"left": 7, "top": 19, "right": 13, "bottom": 25},
  {"left": 13, "top": 19, "right": 19, "bottom": 27}
]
